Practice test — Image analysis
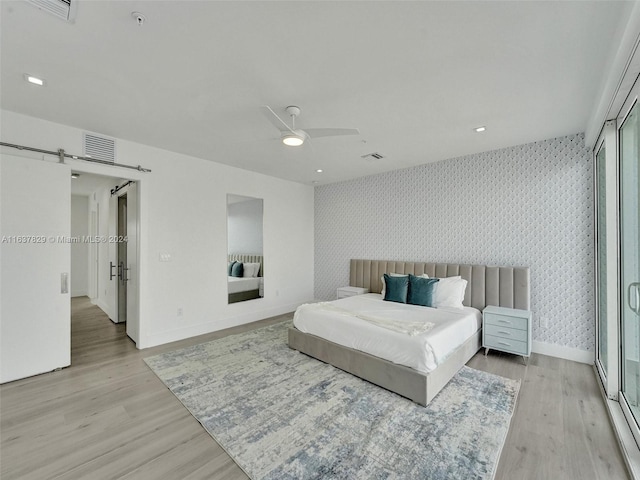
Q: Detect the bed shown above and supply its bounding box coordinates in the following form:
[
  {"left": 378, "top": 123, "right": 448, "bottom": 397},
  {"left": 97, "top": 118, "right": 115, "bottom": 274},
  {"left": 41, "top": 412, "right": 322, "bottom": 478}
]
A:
[
  {"left": 289, "top": 259, "right": 530, "bottom": 406},
  {"left": 228, "top": 254, "right": 263, "bottom": 303}
]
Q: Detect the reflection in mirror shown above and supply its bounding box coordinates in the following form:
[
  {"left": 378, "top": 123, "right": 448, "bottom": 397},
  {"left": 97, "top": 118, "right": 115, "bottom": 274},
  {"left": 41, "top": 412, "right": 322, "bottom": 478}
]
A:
[{"left": 227, "top": 194, "right": 264, "bottom": 304}]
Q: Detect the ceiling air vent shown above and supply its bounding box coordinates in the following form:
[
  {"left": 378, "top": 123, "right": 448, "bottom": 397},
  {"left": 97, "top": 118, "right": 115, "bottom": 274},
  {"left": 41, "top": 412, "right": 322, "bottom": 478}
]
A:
[
  {"left": 26, "top": 0, "right": 77, "bottom": 22},
  {"left": 361, "top": 152, "right": 386, "bottom": 161},
  {"left": 83, "top": 133, "right": 116, "bottom": 163}
]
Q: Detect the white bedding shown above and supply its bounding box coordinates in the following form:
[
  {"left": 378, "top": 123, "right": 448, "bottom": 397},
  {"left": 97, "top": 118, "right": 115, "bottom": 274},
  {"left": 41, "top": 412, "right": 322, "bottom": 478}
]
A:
[
  {"left": 293, "top": 293, "right": 481, "bottom": 374},
  {"left": 228, "top": 276, "right": 261, "bottom": 294}
]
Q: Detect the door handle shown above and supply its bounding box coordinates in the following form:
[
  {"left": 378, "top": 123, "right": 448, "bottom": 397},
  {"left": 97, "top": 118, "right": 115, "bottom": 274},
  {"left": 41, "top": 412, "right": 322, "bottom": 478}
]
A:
[
  {"left": 629, "top": 282, "right": 640, "bottom": 315},
  {"left": 122, "top": 265, "right": 130, "bottom": 284},
  {"left": 110, "top": 262, "right": 116, "bottom": 281},
  {"left": 118, "top": 262, "right": 123, "bottom": 282}
]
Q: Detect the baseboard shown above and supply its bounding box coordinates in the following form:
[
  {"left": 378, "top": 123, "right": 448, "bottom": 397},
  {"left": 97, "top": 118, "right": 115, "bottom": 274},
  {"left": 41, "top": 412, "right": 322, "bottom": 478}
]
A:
[
  {"left": 532, "top": 340, "right": 594, "bottom": 364},
  {"left": 138, "top": 301, "right": 305, "bottom": 349},
  {"left": 71, "top": 290, "right": 88, "bottom": 298}
]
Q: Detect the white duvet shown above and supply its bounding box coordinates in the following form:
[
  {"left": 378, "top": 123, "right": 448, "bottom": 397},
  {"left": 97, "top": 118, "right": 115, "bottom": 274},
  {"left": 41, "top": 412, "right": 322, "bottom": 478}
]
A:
[
  {"left": 293, "top": 293, "right": 481, "bottom": 374},
  {"left": 227, "top": 276, "right": 261, "bottom": 294}
]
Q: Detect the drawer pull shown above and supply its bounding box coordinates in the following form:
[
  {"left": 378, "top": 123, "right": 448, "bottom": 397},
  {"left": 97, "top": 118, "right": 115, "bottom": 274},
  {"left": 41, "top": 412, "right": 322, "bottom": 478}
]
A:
[
  {"left": 497, "top": 330, "right": 511, "bottom": 335},
  {"left": 497, "top": 319, "right": 512, "bottom": 324},
  {"left": 498, "top": 341, "right": 511, "bottom": 346}
]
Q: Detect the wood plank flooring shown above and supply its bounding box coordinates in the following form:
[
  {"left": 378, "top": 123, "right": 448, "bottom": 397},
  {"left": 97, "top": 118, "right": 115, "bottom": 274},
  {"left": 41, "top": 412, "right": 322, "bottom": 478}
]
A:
[{"left": 0, "top": 297, "right": 629, "bottom": 479}]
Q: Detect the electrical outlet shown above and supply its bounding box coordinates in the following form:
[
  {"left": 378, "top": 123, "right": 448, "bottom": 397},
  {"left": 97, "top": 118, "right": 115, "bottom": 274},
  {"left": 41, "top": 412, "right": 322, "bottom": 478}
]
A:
[
  {"left": 177, "top": 307, "right": 183, "bottom": 317},
  {"left": 539, "top": 316, "right": 548, "bottom": 329}
]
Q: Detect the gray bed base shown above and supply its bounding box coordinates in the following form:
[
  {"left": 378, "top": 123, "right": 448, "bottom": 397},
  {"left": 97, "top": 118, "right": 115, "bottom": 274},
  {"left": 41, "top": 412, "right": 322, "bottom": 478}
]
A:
[
  {"left": 288, "top": 259, "right": 530, "bottom": 406},
  {"left": 228, "top": 289, "right": 260, "bottom": 303},
  {"left": 288, "top": 327, "right": 481, "bottom": 406}
]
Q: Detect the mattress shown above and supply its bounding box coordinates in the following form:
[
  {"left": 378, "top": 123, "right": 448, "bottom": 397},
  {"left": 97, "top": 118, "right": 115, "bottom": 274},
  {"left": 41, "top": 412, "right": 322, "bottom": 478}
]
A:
[
  {"left": 228, "top": 276, "right": 261, "bottom": 294},
  {"left": 293, "top": 293, "right": 481, "bottom": 374}
]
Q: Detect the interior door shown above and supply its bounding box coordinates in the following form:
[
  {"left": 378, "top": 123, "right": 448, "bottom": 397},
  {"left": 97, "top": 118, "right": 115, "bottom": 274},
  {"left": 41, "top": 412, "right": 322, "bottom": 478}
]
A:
[
  {"left": 125, "top": 183, "right": 139, "bottom": 344},
  {"left": 0, "top": 154, "right": 71, "bottom": 383}
]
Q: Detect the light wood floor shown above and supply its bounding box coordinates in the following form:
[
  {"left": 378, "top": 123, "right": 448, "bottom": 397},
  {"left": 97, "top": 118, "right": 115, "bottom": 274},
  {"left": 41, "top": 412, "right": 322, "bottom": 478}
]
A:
[{"left": 0, "top": 297, "right": 629, "bottom": 480}]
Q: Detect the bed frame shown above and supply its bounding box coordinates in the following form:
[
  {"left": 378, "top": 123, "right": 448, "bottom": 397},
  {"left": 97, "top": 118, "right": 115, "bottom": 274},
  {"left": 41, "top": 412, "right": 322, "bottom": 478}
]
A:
[
  {"left": 228, "top": 254, "right": 263, "bottom": 304},
  {"left": 288, "top": 259, "right": 530, "bottom": 406}
]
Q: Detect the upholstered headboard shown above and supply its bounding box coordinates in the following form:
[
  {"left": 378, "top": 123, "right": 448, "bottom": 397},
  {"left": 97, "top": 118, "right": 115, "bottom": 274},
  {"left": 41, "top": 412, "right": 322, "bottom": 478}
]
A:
[
  {"left": 350, "top": 259, "right": 530, "bottom": 311},
  {"left": 228, "top": 254, "right": 263, "bottom": 277}
]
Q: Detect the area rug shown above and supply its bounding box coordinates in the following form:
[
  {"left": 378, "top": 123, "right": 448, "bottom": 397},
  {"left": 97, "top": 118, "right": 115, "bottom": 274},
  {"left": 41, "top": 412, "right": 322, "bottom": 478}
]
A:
[{"left": 144, "top": 321, "right": 520, "bottom": 479}]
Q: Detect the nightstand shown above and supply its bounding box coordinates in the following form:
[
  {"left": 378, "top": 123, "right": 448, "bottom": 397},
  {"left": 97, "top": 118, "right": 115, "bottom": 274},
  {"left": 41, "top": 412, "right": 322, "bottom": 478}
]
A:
[
  {"left": 337, "top": 286, "right": 369, "bottom": 299},
  {"left": 483, "top": 305, "right": 532, "bottom": 364}
]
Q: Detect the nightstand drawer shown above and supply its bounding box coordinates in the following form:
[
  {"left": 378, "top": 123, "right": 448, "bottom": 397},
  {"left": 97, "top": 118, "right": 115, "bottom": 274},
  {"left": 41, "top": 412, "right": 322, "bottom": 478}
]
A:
[
  {"left": 484, "top": 324, "right": 528, "bottom": 342},
  {"left": 484, "top": 313, "right": 528, "bottom": 331},
  {"left": 484, "top": 334, "right": 528, "bottom": 355}
]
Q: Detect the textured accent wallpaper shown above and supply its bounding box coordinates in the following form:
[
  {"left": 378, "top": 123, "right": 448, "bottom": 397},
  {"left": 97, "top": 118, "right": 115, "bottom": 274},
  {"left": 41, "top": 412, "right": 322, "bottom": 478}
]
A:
[{"left": 314, "top": 133, "right": 594, "bottom": 352}]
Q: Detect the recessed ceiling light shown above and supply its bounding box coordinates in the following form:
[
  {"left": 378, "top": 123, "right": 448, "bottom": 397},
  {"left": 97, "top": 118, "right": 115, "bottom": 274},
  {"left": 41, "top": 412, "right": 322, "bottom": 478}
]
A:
[
  {"left": 24, "top": 74, "right": 45, "bottom": 86},
  {"left": 316, "top": 169, "right": 323, "bottom": 173},
  {"left": 71, "top": 173, "right": 80, "bottom": 179},
  {"left": 474, "top": 126, "right": 486, "bottom": 133}
]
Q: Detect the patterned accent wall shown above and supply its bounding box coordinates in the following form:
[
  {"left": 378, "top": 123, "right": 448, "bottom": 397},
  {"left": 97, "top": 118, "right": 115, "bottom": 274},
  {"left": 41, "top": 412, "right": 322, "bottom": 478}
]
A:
[{"left": 315, "top": 133, "right": 594, "bottom": 352}]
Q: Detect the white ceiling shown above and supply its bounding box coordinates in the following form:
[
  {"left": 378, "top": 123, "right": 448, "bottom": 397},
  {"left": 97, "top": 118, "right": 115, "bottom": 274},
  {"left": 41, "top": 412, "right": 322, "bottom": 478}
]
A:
[{"left": 1, "top": 1, "right": 633, "bottom": 185}]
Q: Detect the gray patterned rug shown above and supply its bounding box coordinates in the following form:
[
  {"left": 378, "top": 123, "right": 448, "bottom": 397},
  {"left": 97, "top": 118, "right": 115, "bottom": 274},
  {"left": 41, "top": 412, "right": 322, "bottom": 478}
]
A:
[{"left": 144, "top": 321, "right": 520, "bottom": 480}]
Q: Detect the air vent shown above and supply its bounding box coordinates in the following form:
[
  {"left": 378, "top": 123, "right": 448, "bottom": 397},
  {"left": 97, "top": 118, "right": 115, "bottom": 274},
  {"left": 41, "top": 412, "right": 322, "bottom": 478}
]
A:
[
  {"left": 83, "top": 133, "right": 116, "bottom": 163},
  {"left": 361, "top": 152, "right": 386, "bottom": 161},
  {"left": 27, "top": 0, "right": 76, "bottom": 22}
]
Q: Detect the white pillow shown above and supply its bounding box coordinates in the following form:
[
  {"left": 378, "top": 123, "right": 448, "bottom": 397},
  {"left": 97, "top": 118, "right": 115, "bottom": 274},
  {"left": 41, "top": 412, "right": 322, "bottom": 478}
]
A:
[
  {"left": 432, "top": 276, "right": 467, "bottom": 309},
  {"left": 251, "top": 262, "right": 262, "bottom": 277},
  {"left": 241, "top": 263, "right": 254, "bottom": 278},
  {"left": 242, "top": 262, "right": 261, "bottom": 278},
  {"left": 380, "top": 273, "right": 415, "bottom": 297}
]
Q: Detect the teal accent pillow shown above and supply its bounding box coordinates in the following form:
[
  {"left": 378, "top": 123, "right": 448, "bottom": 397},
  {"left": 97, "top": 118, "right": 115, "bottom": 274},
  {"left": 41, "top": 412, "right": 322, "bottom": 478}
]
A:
[
  {"left": 231, "top": 261, "right": 244, "bottom": 277},
  {"left": 383, "top": 273, "right": 409, "bottom": 303},
  {"left": 228, "top": 261, "right": 236, "bottom": 276},
  {"left": 407, "top": 275, "right": 440, "bottom": 307}
]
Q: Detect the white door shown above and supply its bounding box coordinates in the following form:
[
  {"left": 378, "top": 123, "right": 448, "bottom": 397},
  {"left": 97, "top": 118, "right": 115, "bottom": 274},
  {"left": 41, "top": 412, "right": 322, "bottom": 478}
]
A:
[
  {"left": 125, "top": 183, "right": 139, "bottom": 344},
  {"left": 0, "top": 154, "right": 71, "bottom": 383}
]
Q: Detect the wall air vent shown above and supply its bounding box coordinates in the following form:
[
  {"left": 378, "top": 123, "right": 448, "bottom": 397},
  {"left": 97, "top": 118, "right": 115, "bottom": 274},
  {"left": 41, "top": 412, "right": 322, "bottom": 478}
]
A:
[
  {"left": 26, "top": 0, "right": 77, "bottom": 22},
  {"left": 361, "top": 152, "right": 386, "bottom": 161},
  {"left": 83, "top": 133, "right": 116, "bottom": 163}
]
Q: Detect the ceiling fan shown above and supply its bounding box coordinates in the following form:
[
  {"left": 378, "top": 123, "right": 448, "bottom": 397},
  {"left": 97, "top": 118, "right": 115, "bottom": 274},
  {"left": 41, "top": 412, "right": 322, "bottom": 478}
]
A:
[{"left": 261, "top": 105, "right": 359, "bottom": 146}]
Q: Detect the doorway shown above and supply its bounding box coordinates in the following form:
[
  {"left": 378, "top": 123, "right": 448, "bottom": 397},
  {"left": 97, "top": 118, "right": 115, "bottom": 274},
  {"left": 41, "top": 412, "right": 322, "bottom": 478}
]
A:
[{"left": 71, "top": 173, "right": 140, "bottom": 348}]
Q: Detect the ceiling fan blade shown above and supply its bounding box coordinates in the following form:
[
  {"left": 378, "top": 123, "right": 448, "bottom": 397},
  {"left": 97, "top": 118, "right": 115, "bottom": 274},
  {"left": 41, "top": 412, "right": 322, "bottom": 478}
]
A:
[
  {"left": 260, "top": 105, "right": 295, "bottom": 134},
  {"left": 304, "top": 128, "right": 360, "bottom": 139}
]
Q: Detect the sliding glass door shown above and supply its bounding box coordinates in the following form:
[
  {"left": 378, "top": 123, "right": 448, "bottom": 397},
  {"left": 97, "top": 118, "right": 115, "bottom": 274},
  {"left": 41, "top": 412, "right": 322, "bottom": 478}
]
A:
[
  {"left": 620, "top": 99, "right": 640, "bottom": 439},
  {"left": 596, "top": 141, "right": 609, "bottom": 376}
]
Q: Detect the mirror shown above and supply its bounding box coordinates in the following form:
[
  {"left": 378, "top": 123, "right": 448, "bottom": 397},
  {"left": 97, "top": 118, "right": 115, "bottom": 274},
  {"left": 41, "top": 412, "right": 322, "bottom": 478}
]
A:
[{"left": 227, "top": 194, "right": 264, "bottom": 303}]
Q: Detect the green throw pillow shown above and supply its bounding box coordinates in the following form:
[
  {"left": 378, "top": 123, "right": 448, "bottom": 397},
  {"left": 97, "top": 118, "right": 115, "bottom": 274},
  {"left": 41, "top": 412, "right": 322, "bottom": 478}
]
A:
[
  {"left": 228, "top": 261, "right": 236, "bottom": 276},
  {"left": 383, "top": 273, "right": 409, "bottom": 303},
  {"left": 231, "top": 261, "right": 244, "bottom": 277},
  {"left": 407, "top": 275, "right": 439, "bottom": 307}
]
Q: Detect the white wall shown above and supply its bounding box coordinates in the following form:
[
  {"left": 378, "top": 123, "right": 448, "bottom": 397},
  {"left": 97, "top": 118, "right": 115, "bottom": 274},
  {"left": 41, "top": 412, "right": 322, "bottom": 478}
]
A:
[
  {"left": 70, "top": 195, "right": 89, "bottom": 297},
  {"left": 315, "top": 133, "right": 594, "bottom": 363},
  {"left": 228, "top": 198, "right": 263, "bottom": 255},
  {"left": 1, "top": 110, "right": 315, "bottom": 354}
]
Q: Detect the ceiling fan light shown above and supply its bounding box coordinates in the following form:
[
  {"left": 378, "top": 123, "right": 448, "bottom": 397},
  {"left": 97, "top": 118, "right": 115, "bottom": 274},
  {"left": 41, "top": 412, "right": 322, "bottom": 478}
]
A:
[{"left": 282, "top": 134, "right": 304, "bottom": 147}]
